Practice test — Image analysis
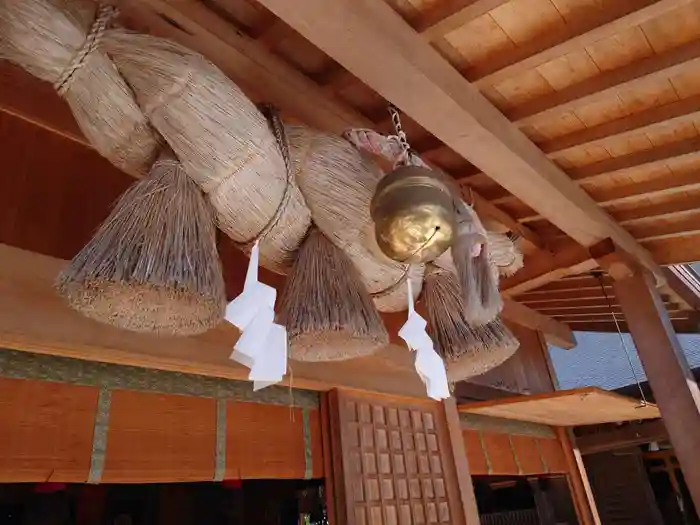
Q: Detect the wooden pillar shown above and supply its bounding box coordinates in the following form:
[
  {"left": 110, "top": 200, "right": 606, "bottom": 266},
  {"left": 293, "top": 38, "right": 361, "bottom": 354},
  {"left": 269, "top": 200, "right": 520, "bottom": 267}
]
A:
[
  {"left": 443, "top": 397, "right": 481, "bottom": 524},
  {"left": 535, "top": 327, "right": 602, "bottom": 525},
  {"left": 529, "top": 478, "right": 556, "bottom": 525},
  {"left": 596, "top": 244, "right": 700, "bottom": 512}
]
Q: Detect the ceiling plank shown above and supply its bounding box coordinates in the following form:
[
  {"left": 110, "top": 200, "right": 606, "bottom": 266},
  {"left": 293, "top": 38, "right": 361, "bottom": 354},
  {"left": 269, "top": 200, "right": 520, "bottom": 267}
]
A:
[
  {"left": 539, "top": 94, "right": 700, "bottom": 155},
  {"left": 615, "top": 193, "right": 700, "bottom": 225},
  {"left": 489, "top": 136, "right": 700, "bottom": 204},
  {"left": 509, "top": 38, "right": 700, "bottom": 126},
  {"left": 644, "top": 236, "right": 700, "bottom": 265},
  {"left": 518, "top": 170, "right": 700, "bottom": 223},
  {"left": 252, "top": 0, "right": 662, "bottom": 278},
  {"left": 471, "top": 0, "right": 683, "bottom": 89},
  {"left": 418, "top": 0, "right": 510, "bottom": 39},
  {"left": 628, "top": 213, "right": 700, "bottom": 243}
]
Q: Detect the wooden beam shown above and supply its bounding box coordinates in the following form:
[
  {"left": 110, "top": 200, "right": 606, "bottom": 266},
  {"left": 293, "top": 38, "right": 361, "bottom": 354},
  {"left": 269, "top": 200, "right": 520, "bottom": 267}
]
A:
[
  {"left": 596, "top": 245, "right": 700, "bottom": 512},
  {"left": 501, "top": 299, "right": 576, "bottom": 349},
  {"left": 0, "top": 244, "right": 432, "bottom": 398},
  {"left": 471, "top": 0, "right": 684, "bottom": 89},
  {"left": 518, "top": 170, "right": 700, "bottom": 223},
  {"left": 501, "top": 243, "right": 595, "bottom": 296},
  {"left": 540, "top": 94, "right": 700, "bottom": 155},
  {"left": 520, "top": 288, "right": 614, "bottom": 303},
  {"left": 615, "top": 193, "right": 700, "bottom": 226},
  {"left": 628, "top": 213, "right": 700, "bottom": 243},
  {"left": 253, "top": 0, "right": 663, "bottom": 280},
  {"left": 0, "top": 62, "right": 87, "bottom": 147},
  {"left": 418, "top": 0, "right": 510, "bottom": 39},
  {"left": 490, "top": 136, "right": 700, "bottom": 204},
  {"left": 577, "top": 420, "right": 669, "bottom": 455},
  {"left": 567, "top": 317, "right": 700, "bottom": 333},
  {"left": 510, "top": 38, "right": 700, "bottom": 126},
  {"left": 644, "top": 236, "right": 700, "bottom": 265}
]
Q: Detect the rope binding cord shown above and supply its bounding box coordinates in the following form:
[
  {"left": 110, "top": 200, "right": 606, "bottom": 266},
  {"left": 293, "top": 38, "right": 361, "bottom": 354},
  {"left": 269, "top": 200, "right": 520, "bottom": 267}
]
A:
[{"left": 54, "top": 4, "right": 119, "bottom": 97}]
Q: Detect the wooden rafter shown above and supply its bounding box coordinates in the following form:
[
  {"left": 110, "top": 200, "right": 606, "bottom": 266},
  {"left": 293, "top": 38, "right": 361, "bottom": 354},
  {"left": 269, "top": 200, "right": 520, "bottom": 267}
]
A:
[
  {"left": 501, "top": 243, "right": 595, "bottom": 296},
  {"left": 628, "top": 213, "right": 700, "bottom": 243},
  {"left": 517, "top": 170, "right": 700, "bottom": 222},
  {"left": 615, "top": 194, "right": 700, "bottom": 226},
  {"left": 509, "top": 37, "right": 700, "bottom": 126},
  {"left": 539, "top": 93, "right": 700, "bottom": 155},
  {"left": 488, "top": 136, "right": 700, "bottom": 204},
  {"left": 470, "top": 0, "right": 687, "bottom": 89},
  {"left": 418, "top": 0, "right": 510, "bottom": 39},
  {"left": 252, "top": 0, "right": 663, "bottom": 279}
]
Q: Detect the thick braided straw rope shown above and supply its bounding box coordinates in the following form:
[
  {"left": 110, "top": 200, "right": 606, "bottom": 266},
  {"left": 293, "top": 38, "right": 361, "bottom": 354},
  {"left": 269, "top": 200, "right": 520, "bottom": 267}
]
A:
[
  {"left": 423, "top": 266, "right": 519, "bottom": 382},
  {"left": 56, "top": 152, "right": 226, "bottom": 335},
  {"left": 102, "top": 30, "right": 310, "bottom": 274},
  {"left": 286, "top": 125, "right": 424, "bottom": 313},
  {"left": 0, "top": 0, "right": 160, "bottom": 176}
]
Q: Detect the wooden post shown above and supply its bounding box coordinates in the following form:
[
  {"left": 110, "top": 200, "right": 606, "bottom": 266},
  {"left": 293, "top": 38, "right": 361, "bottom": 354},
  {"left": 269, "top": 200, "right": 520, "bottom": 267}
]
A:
[
  {"left": 595, "top": 242, "right": 700, "bottom": 513},
  {"left": 536, "top": 328, "right": 603, "bottom": 525},
  {"left": 443, "top": 397, "right": 481, "bottom": 524}
]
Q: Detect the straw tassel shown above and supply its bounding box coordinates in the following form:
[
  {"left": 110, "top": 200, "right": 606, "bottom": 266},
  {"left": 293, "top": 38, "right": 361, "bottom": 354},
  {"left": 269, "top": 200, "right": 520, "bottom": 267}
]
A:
[
  {"left": 278, "top": 228, "right": 389, "bottom": 362},
  {"left": 424, "top": 266, "right": 519, "bottom": 382},
  {"left": 398, "top": 278, "right": 450, "bottom": 401},
  {"left": 56, "top": 152, "right": 225, "bottom": 335},
  {"left": 452, "top": 200, "right": 503, "bottom": 325},
  {"left": 226, "top": 241, "right": 287, "bottom": 390}
]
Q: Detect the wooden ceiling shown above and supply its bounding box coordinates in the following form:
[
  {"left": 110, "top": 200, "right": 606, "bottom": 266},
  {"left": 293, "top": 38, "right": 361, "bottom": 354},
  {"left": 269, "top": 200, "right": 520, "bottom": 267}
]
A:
[{"left": 2, "top": 0, "right": 700, "bottom": 336}]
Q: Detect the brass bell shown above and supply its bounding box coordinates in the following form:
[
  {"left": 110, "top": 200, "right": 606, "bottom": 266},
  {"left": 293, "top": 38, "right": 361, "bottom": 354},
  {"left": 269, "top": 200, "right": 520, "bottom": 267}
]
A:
[{"left": 370, "top": 165, "right": 457, "bottom": 264}]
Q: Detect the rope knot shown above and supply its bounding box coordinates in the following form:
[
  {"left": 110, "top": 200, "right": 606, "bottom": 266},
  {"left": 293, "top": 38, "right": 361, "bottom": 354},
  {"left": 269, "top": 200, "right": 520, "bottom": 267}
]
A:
[{"left": 54, "top": 4, "right": 119, "bottom": 97}]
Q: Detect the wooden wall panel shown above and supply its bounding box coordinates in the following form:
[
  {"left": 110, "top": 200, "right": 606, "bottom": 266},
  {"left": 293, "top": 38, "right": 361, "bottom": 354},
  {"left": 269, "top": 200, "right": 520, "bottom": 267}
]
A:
[
  {"left": 102, "top": 390, "right": 217, "bottom": 483},
  {"left": 468, "top": 324, "right": 555, "bottom": 395},
  {"left": 481, "top": 432, "right": 518, "bottom": 475},
  {"left": 0, "top": 377, "right": 97, "bottom": 482},
  {"left": 226, "top": 402, "right": 307, "bottom": 479},
  {"left": 328, "top": 390, "right": 467, "bottom": 525},
  {"left": 539, "top": 437, "right": 568, "bottom": 474},
  {"left": 463, "top": 430, "right": 489, "bottom": 475},
  {"left": 510, "top": 435, "right": 546, "bottom": 475}
]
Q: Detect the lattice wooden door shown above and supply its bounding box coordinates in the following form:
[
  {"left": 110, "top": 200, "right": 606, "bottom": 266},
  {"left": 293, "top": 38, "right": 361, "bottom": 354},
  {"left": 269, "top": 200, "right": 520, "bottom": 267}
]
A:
[{"left": 326, "top": 389, "right": 468, "bottom": 525}]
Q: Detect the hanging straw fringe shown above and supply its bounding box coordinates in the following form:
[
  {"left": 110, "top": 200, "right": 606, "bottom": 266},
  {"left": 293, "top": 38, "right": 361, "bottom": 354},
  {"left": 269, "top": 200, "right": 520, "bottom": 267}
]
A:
[
  {"left": 487, "top": 231, "right": 524, "bottom": 277},
  {"left": 452, "top": 200, "right": 503, "bottom": 325},
  {"left": 101, "top": 30, "right": 310, "bottom": 273},
  {"left": 423, "top": 266, "right": 519, "bottom": 382},
  {"left": 287, "top": 125, "right": 424, "bottom": 312},
  {"left": 434, "top": 231, "right": 524, "bottom": 278},
  {"left": 278, "top": 229, "right": 389, "bottom": 362},
  {"left": 0, "top": 0, "right": 160, "bottom": 176},
  {"left": 56, "top": 152, "right": 225, "bottom": 335}
]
